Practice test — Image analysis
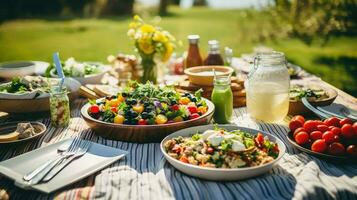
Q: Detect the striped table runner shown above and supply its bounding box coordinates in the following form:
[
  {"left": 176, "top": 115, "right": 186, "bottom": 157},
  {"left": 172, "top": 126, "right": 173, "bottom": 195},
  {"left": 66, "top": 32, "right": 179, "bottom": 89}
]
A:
[{"left": 0, "top": 99, "right": 356, "bottom": 200}]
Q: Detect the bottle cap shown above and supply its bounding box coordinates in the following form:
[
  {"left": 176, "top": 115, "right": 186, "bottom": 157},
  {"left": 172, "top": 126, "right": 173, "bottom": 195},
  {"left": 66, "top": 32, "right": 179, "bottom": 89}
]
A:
[
  {"left": 187, "top": 35, "right": 200, "bottom": 44},
  {"left": 208, "top": 40, "right": 220, "bottom": 51}
]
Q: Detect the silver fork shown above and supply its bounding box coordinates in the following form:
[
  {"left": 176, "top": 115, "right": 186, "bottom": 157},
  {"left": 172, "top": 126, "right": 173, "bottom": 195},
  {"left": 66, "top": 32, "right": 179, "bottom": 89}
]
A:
[
  {"left": 25, "top": 137, "right": 82, "bottom": 185},
  {"left": 23, "top": 138, "right": 79, "bottom": 181},
  {"left": 42, "top": 140, "right": 91, "bottom": 182}
]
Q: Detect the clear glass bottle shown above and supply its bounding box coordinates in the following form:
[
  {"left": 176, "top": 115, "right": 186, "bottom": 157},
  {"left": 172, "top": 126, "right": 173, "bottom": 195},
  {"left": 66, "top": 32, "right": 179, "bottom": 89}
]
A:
[
  {"left": 211, "top": 74, "right": 233, "bottom": 124},
  {"left": 245, "top": 51, "right": 290, "bottom": 123},
  {"left": 185, "top": 35, "right": 203, "bottom": 68},
  {"left": 50, "top": 86, "right": 70, "bottom": 127},
  {"left": 204, "top": 40, "right": 224, "bottom": 66}
]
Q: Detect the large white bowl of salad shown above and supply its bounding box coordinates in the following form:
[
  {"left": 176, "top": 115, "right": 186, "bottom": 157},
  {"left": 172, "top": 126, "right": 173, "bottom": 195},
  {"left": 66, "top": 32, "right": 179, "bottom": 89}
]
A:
[
  {"left": 46, "top": 57, "right": 111, "bottom": 85},
  {"left": 161, "top": 124, "right": 286, "bottom": 181}
]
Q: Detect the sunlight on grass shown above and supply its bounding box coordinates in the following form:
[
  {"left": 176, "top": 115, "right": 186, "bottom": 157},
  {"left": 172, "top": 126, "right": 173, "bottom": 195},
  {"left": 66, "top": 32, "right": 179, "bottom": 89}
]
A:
[{"left": 0, "top": 7, "right": 356, "bottom": 96}]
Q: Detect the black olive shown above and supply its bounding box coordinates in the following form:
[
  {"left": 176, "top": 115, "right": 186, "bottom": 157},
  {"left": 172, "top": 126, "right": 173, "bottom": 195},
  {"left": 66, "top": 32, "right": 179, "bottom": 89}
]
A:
[
  {"left": 121, "top": 92, "right": 128, "bottom": 97},
  {"left": 111, "top": 95, "right": 117, "bottom": 99},
  {"left": 144, "top": 106, "right": 153, "bottom": 112},
  {"left": 170, "top": 100, "right": 177, "bottom": 105},
  {"left": 141, "top": 112, "right": 149, "bottom": 119},
  {"left": 131, "top": 99, "right": 137, "bottom": 105},
  {"left": 130, "top": 110, "right": 138, "bottom": 118},
  {"left": 190, "top": 97, "right": 197, "bottom": 102},
  {"left": 197, "top": 103, "right": 202, "bottom": 107},
  {"left": 184, "top": 92, "right": 191, "bottom": 97},
  {"left": 124, "top": 119, "right": 130, "bottom": 124}
]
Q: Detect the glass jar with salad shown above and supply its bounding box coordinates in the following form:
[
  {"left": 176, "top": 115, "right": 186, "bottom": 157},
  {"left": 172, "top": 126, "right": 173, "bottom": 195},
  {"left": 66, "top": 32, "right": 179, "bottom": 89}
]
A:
[
  {"left": 49, "top": 86, "right": 70, "bottom": 127},
  {"left": 211, "top": 74, "right": 233, "bottom": 124}
]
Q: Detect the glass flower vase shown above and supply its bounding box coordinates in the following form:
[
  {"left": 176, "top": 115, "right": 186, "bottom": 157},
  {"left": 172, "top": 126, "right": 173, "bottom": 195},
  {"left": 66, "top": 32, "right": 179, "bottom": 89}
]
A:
[{"left": 141, "top": 55, "right": 157, "bottom": 84}]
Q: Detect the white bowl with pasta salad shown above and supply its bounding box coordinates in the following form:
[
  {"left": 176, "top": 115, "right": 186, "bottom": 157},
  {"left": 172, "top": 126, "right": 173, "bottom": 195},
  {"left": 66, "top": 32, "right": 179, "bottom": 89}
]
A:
[{"left": 161, "top": 124, "right": 286, "bottom": 181}]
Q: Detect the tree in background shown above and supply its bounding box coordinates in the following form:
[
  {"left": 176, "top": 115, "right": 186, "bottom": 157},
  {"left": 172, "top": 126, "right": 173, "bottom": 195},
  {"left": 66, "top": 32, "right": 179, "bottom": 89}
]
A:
[
  {"left": 159, "top": 0, "right": 169, "bottom": 16},
  {"left": 268, "top": 0, "right": 357, "bottom": 45}
]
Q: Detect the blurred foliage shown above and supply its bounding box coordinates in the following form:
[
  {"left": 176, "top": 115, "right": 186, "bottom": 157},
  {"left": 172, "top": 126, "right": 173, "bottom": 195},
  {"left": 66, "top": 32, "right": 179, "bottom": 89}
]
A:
[
  {"left": 265, "top": 0, "right": 357, "bottom": 45},
  {"left": 0, "top": 0, "right": 134, "bottom": 20}
]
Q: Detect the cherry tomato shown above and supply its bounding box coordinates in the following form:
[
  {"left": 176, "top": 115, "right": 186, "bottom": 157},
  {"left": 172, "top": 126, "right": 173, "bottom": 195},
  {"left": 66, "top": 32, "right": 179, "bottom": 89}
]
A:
[
  {"left": 328, "top": 142, "right": 345, "bottom": 156},
  {"left": 255, "top": 133, "right": 264, "bottom": 146},
  {"left": 189, "top": 113, "right": 200, "bottom": 120},
  {"left": 311, "top": 139, "right": 327, "bottom": 153},
  {"left": 341, "top": 124, "right": 355, "bottom": 139},
  {"left": 293, "top": 127, "right": 306, "bottom": 137},
  {"left": 331, "top": 127, "right": 341, "bottom": 136},
  {"left": 207, "top": 147, "right": 214, "bottom": 154},
  {"left": 333, "top": 135, "right": 340, "bottom": 142},
  {"left": 352, "top": 122, "right": 357, "bottom": 136},
  {"left": 292, "top": 115, "right": 305, "bottom": 125},
  {"left": 353, "top": 122, "right": 357, "bottom": 135},
  {"left": 328, "top": 126, "right": 335, "bottom": 130},
  {"left": 172, "top": 144, "right": 182, "bottom": 154},
  {"left": 317, "top": 125, "right": 329, "bottom": 133},
  {"left": 322, "top": 131, "right": 336, "bottom": 144},
  {"left": 339, "top": 118, "right": 353, "bottom": 127},
  {"left": 187, "top": 105, "right": 198, "bottom": 113},
  {"left": 310, "top": 131, "right": 323, "bottom": 141},
  {"left": 110, "top": 106, "right": 118, "bottom": 113},
  {"left": 171, "top": 104, "right": 179, "bottom": 111},
  {"left": 346, "top": 145, "right": 357, "bottom": 156},
  {"left": 114, "top": 115, "right": 124, "bottom": 124},
  {"left": 89, "top": 105, "right": 100, "bottom": 114},
  {"left": 316, "top": 120, "right": 325, "bottom": 126},
  {"left": 303, "top": 120, "right": 318, "bottom": 133},
  {"left": 324, "top": 117, "right": 340, "bottom": 127},
  {"left": 294, "top": 132, "right": 309, "bottom": 145},
  {"left": 289, "top": 120, "right": 303, "bottom": 132},
  {"left": 138, "top": 119, "right": 148, "bottom": 125}
]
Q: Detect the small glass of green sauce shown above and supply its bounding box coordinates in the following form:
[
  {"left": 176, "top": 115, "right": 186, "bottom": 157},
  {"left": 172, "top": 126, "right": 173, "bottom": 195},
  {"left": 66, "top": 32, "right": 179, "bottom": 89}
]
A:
[
  {"left": 49, "top": 86, "right": 70, "bottom": 127},
  {"left": 211, "top": 74, "right": 233, "bottom": 124}
]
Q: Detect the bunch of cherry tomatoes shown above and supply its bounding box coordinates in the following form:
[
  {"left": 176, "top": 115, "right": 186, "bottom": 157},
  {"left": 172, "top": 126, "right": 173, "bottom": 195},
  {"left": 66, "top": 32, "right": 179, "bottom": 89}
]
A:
[{"left": 289, "top": 116, "right": 357, "bottom": 157}]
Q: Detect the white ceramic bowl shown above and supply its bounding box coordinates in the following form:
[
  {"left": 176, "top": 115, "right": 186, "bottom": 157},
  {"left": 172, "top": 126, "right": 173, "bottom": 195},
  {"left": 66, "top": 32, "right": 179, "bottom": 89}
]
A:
[
  {"left": 161, "top": 124, "right": 286, "bottom": 181},
  {"left": 50, "top": 63, "right": 111, "bottom": 85},
  {"left": 0, "top": 61, "right": 36, "bottom": 79}
]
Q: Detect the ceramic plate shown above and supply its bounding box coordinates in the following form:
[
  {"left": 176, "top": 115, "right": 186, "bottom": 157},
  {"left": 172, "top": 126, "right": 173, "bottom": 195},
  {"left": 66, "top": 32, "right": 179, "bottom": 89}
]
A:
[
  {"left": 0, "top": 122, "right": 46, "bottom": 144},
  {"left": 286, "top": 132, "right": 352, "bottom": 162},
  {"left": 161, "top": 124, "right": 286, "bottom": 181},
  {"left": 0, "top": 139, "right": 127, "bottom": 193}
]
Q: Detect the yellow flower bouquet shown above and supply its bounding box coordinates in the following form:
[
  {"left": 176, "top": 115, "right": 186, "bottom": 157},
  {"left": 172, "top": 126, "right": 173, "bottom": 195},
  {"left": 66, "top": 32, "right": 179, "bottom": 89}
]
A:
[{"left": 127, "top": 15, "right": 176, "bottom": 83}]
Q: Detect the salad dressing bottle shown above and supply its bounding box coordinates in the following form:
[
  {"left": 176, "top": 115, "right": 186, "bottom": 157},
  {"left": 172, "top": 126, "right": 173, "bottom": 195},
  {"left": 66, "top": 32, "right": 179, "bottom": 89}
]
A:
[
  {"left": 204, "top": 40, "right": 224, "bottom": 66},
  {"left": 211, "top": 74, "right": 233, "bottom": 124},
  {"left": 185, "top": 35, "right": 203, "bottom": 68}
]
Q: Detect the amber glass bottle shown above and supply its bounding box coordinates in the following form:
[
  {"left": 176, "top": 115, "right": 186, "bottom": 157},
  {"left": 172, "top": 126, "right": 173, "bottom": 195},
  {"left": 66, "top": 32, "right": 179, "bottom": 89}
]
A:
[
  {"left": 204, "top": 40, "right": 224, "bottom": 66},
  {"left": 185, "top": 35, "right": 203, "bottom": 68}
]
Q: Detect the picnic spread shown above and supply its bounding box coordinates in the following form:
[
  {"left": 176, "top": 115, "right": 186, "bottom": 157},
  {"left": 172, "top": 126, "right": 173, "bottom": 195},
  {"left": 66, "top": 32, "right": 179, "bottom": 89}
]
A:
[{"left": 0, "top": 15, "right": 356, "bottom": 200}]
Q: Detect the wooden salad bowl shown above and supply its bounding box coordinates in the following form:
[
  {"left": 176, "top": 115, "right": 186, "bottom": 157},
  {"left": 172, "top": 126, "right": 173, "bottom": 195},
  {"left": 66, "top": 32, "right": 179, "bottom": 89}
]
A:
[
  {"left": 81, "top": 98, "right": 215, "bottom": 143},
  {"left": 288, "top": 85, "right": 338, "bottom": 116}
]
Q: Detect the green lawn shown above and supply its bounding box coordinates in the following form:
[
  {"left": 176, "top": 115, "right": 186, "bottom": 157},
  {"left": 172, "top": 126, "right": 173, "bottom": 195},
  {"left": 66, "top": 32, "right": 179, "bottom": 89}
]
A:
[{"left": 0, "top": 6, "right": 356, "bottom": 96}]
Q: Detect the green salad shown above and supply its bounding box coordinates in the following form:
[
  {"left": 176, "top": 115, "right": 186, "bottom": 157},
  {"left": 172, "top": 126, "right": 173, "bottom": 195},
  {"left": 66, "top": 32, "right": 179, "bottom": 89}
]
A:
[
  {"left": 289, "top": 85, "right": 329, "bottom": 101},
  {"left": 0, "top": 76, "right": 50, "bottom": 94},
  {"left": 164, "top": 126, "right": 280, "bottom": 168},
  {"left": 45, "top": 57, "right": 100, "bottom": 77}
]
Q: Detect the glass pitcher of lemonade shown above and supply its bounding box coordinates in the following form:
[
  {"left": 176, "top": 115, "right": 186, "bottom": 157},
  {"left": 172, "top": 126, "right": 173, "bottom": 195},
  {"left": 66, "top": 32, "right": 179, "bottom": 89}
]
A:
[{"left": 246, "top": 51, "right": 290, "bottom": 123}]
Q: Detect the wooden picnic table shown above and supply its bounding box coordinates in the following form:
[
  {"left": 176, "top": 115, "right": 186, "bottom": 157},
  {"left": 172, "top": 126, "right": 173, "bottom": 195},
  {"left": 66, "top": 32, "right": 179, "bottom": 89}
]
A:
[{"left": 0, "top": 67, "right": 356, "bottom": 200}]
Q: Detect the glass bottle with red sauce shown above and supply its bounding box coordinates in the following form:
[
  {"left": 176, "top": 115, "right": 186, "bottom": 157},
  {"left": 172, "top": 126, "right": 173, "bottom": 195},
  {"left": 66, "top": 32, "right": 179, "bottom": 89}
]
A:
[
  {"left": 204, "top": 40, "right": 224, "bottom": 65},
  {"left": 185, "top": 35, "right": 203, "bottom": 68}
]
